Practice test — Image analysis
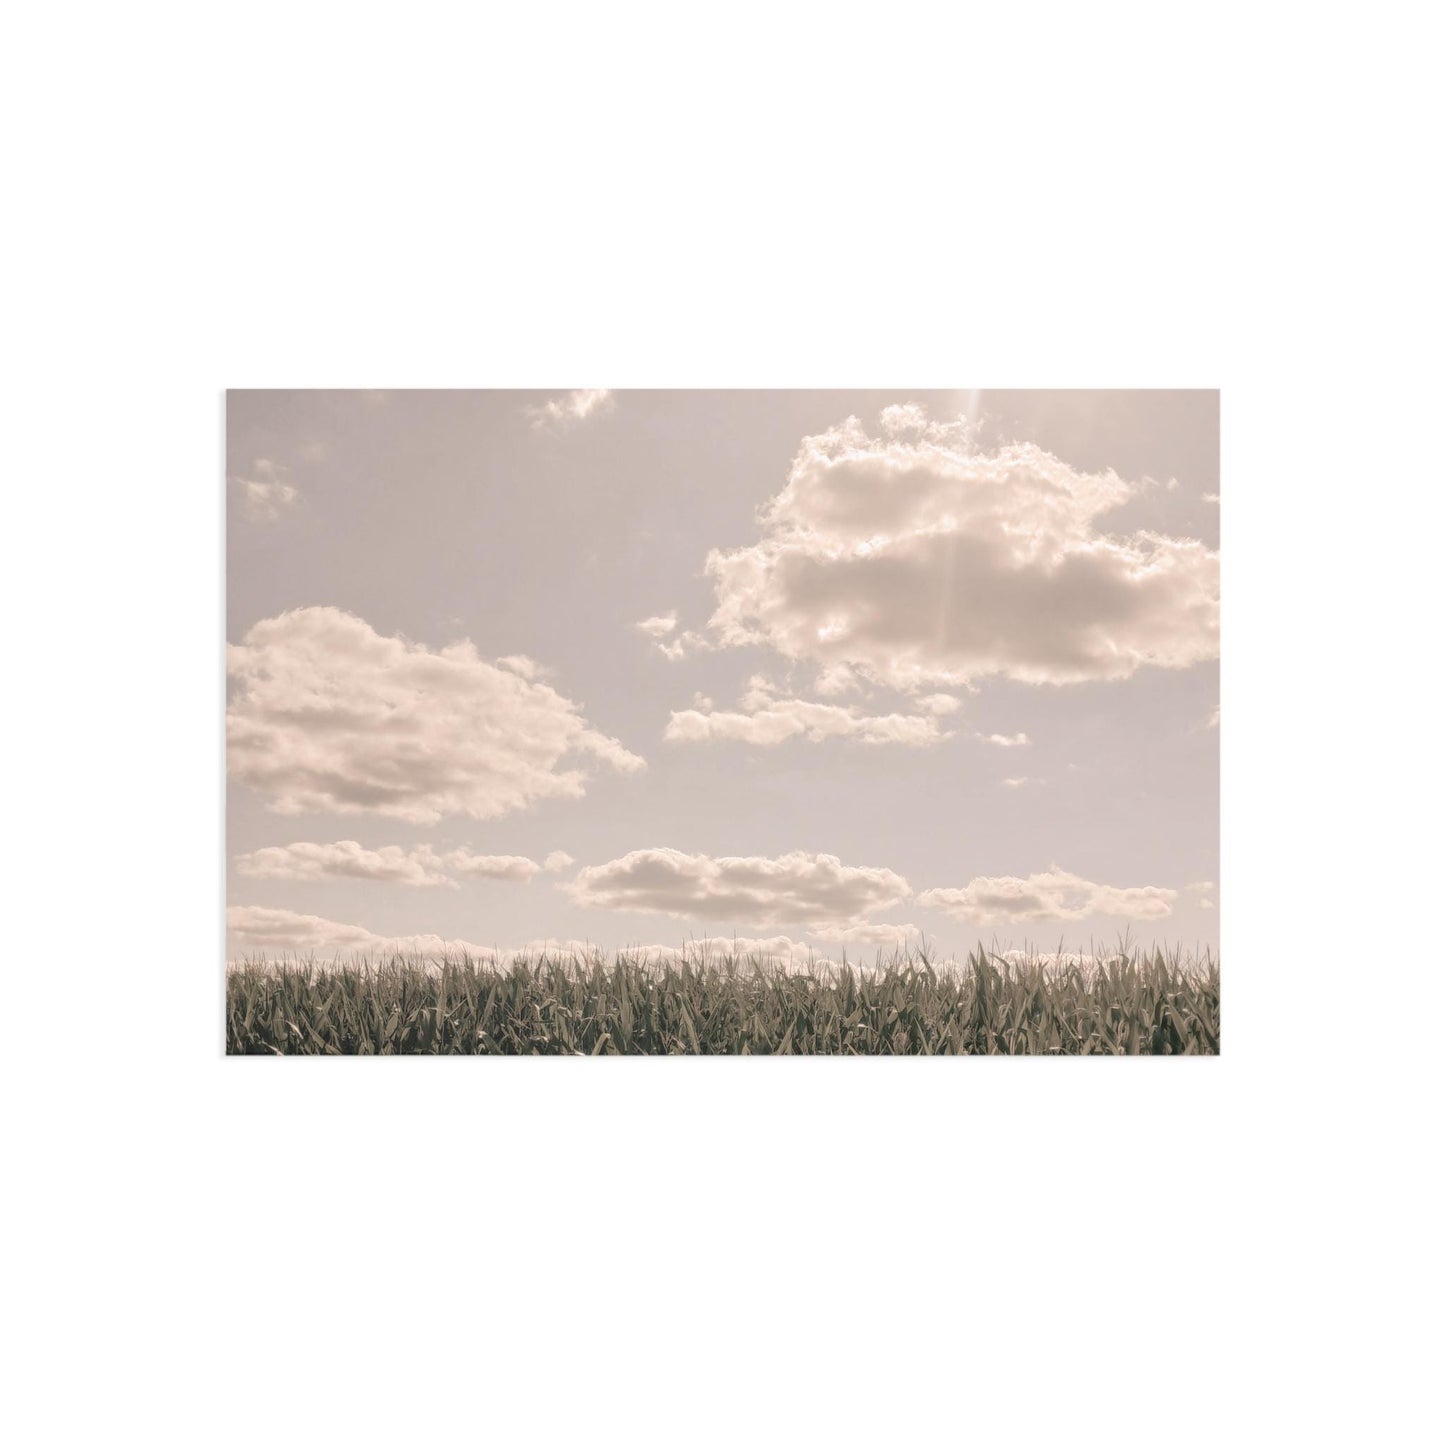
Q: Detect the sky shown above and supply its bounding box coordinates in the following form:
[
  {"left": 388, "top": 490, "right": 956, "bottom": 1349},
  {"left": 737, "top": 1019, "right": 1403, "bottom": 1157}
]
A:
[{"left": 225, "top": 390, "right": 1219, "bottom": 964}]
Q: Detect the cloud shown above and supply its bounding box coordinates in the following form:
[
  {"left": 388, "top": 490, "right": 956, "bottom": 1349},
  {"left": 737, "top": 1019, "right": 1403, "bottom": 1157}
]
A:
[
  {"left": 918, "top": 868, "right": 1177, "bottom": 925},
  {"left": 1202, "top": 493, "right": 1220, "bottom": 504},
  {"left": 998, "top": 776, "right": 1042, "bottom": 789},
  {"left": 916, "top": 694, "right": 963, "bottom": 716},
  {"left": 1186, "top": 881, "right": 1218, "bottom": 911},
  {"left": 232, "top": 458, "right": 298, "bottom": 521},
  {"left": 226, "top": 908, "right": 829, "bottom": 972},
  {"left": 700, "top": 409, "right": 1218, "bottom": 689},
  {"left": 441, "top": 850, "right": 543, "bottom": 882},
  {"left": 811, "top": 920, "right": 922, "bottom": 949},
  {"left": 226, "top": 905, "right": 499, "bottom": 960},
  {"left": 666, "top": 699, "right": 947, "bottom": 748},
  {"left": 496, "top": 654, "right": 550, "bottom": 680},
  {"left": 664, "top": 674, "right": 953, "bottom": 748},
  {"left": 566, "top": 848, "right": 912, "bottom": 928},
  {"left": 635, "top": 612, "right": 678, "bottom": 638},
  {"left": 980, "top": 731, "right": 1030, "bottom": 747},
  {"left": 528, "top": 389, "right": 614, "bottom": 428},
  {"left": 227, "top": 607, "right": 643, "bottom": 823},
  {"left": 707, "top": 935, "right": 820, "bottom": 967},
  {"left": 234, "top": 840, "right": 570, "bottom": 886},
  {"left": 235, "top": 841, "right": 455, "bottom": 887},
  {"left": 814, "top": 663, "right": 859, "bottom": 695},
  {"left": 543, "top": 850, "right": 575, "bottom": 872},
  {"left": 655, "top": 629, "right": 709, "bottom": 661}
]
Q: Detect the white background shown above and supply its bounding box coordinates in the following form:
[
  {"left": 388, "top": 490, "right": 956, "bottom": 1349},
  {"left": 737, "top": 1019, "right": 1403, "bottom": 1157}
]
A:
[{"left": 5, "top": 3, "right": 1439, "bottom": 1441}]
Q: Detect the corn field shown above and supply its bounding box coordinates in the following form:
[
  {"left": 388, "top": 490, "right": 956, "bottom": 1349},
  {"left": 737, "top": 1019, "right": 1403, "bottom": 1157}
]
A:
[{"left": 226, "top": 944, "right": 1219, "bottom": 1055}]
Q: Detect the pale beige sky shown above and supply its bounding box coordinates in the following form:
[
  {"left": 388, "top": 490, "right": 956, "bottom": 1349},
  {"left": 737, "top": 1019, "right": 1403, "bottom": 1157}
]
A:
[{"left": 226, "top": 390, "right": 1218, "bottom": 962}]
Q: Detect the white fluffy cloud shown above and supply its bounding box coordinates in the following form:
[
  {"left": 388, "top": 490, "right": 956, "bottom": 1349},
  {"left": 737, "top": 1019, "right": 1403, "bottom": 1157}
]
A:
[
  {"left": 665, "top": 672, "right": 952, "bottom": 747},
  {"left": 543, "top": 850, "right": 576, "bottom": 872},
  {"left": 702, "top": 410, "right": 1218, "bottom": 689},
  {"left": 232, "top": 459, "right": 298, "bottom": 521},
  {"left": 981, "top": 731, "right": 1030, "bottom": 747},
  {"left": 918, "top": 868, "right": 1177, "bottom": 925},
  {"left": 566, "top": 848, "right": 913, "bottom": 928},
  {"left": 528, "top": 389, "right": 614, "bottom": 427},
  {"left": 227, "top": 607, "right": 643, "bottom": 823},
  {"left": 226, "top": 905, "right": 499, "bottom": 960}
]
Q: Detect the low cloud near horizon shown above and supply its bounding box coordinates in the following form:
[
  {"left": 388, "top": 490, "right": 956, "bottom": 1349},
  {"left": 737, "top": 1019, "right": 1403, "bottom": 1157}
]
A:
[
  {"left": 918, "top": 868, "right": 1178, "bottom": 926},
  {"left": 566, "top": 848, "right": 913, "bottom": 929}
]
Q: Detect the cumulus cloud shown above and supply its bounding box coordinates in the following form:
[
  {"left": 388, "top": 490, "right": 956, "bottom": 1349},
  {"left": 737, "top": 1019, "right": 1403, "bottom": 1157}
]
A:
[
  {"left": 227, "top": 607, "right": 644, "bottom": 823},
  {"left": 1186, "top": 881, "right": 1218, "bottom": 911},
  {"left": 980, "top": 731, "right": 1030, "bottom": 747},
  {"left": 918, "top": 868, "right": 1177, "bottom": 925},
  {"left": 700, "top": 409, "right": 1218, "bottom": 690},
  {"left": 566, "top": 848, "right": 912, "bottom": 928},
  {"left": 635, "top": 612, "right": 678, "bottom": 638},
  {"left": 999, "top": 776, "right": 1042, "bottom": 789},
  {"left": 543, "top": 850, "right": 576, "bottom": 872},
  {"left": 234, "top": 840, "right": 571, "bottom": 886},
  {"left": 528, "top": 389, "right": 614, "bottom": 428},
  {"left": 226, "top": 905, "right": 499, "bottom": 961},
  {"left": 232, "top": 458, "right": 298, "bottom": 521}
]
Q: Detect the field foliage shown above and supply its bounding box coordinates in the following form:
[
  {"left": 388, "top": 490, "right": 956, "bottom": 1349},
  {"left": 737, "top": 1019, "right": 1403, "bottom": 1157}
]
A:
[{"left": 226, "top": 944, "right": 1219, "bottom": 1055}]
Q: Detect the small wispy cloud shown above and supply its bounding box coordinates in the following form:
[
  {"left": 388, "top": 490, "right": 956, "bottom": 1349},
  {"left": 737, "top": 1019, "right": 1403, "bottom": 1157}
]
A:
[
  {"left": 528, "top": 389, "right": 614, "bottom": 428},
  {"left": 234, "top": 840, "right": 574, "bottom": 888},
  {"left": 656, "top": 629, "right": 709, "bottom": 661},
  {"left": 1186, "top": 881, "right": 1217, "bottom": 910},
  {"left": 980, "top": 731, "right": 1030, "bottom": 748},
  {"left": 232, "top": 458, "right": 298, "bottom": 521},
  {"left": 666, "top": 674, "right": 955, "bottom": 748},
  {"left": 635, "top": 612, "right": 678, "bottom": 639},
  {"left": 496, "top": 654, "right": 551, "bottom": 681}
]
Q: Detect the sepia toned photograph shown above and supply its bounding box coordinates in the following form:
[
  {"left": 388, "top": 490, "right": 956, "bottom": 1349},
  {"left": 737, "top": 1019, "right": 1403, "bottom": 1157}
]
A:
[
  {"left": 16, "top": 6, "right": 1436, "bottom": 1439},
  {"left": 226, "top": 389, "right": 1220, "bottom": 1053}
]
